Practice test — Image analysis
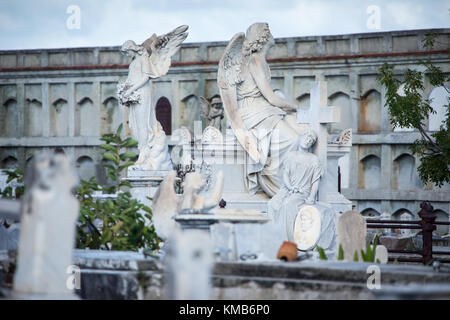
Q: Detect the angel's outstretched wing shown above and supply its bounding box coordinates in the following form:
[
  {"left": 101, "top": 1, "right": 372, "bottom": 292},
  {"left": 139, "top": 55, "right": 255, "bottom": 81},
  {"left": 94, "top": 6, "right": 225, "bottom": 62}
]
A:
[
  {"left": 151, "top": 171, "right": 179, "bottom": 240},
  {"left": 199, "top": 96, "right": 210, "bottom": 120},
  {"left": 142, "top": 25, "right": 189, "bottom": 79},
  {"left": 218, "top": 33, "right": 260, "bottom": 162}
]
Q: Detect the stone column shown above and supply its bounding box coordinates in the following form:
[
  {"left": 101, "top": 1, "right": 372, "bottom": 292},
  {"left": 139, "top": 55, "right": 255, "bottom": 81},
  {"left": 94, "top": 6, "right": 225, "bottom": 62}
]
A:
[
  {"left": 381, "top": 86, "right": 391, "bottom": 132},
  {"left": 171, "top": 79, "right": 180, "bottom": 131},
  {"left": 284, "top": 73, "right": 293, "bottom": 101},
  {"left": 16, "top": 82, "right": 25, "bottom": 139},
  {"left": 349, "top": 73, "right": 359, "bottom": 132},
  {"left": 68, "top": 82, "right": 75, "bottom": 137},
  {"left": 41, "top": 82, "right": 50, "bottom": 137},
  {"left": 93, "top": 81, "right": 101, "bottom": 137},
  {"left": 381, "top": 144, "right": 392, "bottom": 190}
]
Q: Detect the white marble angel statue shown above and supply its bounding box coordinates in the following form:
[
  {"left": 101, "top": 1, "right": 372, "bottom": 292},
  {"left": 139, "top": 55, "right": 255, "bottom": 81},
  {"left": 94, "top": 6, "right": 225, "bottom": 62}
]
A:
[
  {"left": 118, "top": 25, "right": 189, "bottom": 170},
  {"left": 218, "top": 22, "right": 301, "bottom": 197}
]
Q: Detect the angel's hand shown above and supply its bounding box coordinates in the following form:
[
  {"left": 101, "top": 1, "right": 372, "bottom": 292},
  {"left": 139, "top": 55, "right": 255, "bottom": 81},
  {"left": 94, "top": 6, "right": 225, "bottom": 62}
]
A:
[
  {"left": 285, "top": 103, "right": 298, "bottom": 112},
  {"left": 125, "top": 89, "right": 134, "bottom": 97}
]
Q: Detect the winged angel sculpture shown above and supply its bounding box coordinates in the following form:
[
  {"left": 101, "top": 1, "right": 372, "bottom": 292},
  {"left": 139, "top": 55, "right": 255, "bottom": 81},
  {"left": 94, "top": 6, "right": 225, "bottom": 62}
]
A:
[
  {"left": 118, "top": 25, "right": 189, "bottom": 170},
  {"left": 218, "top": 23, "right": 301, "bottom": 197}
]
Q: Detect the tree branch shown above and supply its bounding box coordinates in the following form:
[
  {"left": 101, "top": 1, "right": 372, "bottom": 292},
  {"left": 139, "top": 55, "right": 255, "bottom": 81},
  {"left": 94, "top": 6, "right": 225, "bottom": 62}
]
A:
[{"left": 417, "top": 126, "right": 443, "bottom": 153}]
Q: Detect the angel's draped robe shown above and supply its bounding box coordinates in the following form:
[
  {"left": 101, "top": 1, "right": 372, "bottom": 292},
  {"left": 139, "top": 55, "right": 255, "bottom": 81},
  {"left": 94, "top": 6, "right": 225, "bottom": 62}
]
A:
[{"left": 237, "top": 63, "right": 300, "bottom": 197}]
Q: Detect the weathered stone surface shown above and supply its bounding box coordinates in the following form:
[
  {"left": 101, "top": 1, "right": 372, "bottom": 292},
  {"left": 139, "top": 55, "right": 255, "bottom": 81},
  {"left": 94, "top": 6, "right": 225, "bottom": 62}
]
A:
[
  {"left": 379, "top": 235, "right": 417, "bottom": 251},
  {"left": 12, "top": 153, "right": 79, "bottom": 298},
  {"left": 337, "top": 210, "right": 367, "bottom": 261},
  {"left": 374, "top": 245, "right": 388, "bottom": 264},
  {"left": 165, "top": 229, "right": 213, "bottom": 300}
]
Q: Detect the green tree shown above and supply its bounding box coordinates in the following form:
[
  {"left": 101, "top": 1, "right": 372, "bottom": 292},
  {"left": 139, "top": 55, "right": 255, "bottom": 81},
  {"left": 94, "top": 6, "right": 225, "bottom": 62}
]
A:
[
  {"left": 377, "top": 32, "right": 450, "bottom": 187},
  {"left": 75, "top": 124, "right": 160, "bottom": 252}
]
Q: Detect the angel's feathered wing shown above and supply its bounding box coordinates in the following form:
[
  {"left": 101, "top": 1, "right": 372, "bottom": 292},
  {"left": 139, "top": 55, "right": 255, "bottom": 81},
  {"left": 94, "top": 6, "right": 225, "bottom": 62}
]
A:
[
  {"left": 199, "top": 96, "right": 211, "bottom": 120},
  {"left": 218, "top": 33, "right": 260, "bottom": 162},
  {"left": 151, "top": 171, "right": 179, "bottom": 240},
  {"left": 142, "top": 25, "right": 189, "bottom": 79}
]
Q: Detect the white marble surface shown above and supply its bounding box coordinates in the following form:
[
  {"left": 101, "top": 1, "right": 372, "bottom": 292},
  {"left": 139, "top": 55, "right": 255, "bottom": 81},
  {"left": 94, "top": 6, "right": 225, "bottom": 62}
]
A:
[
  {"left": 119, "top": 26, "right": 188, "bottom": 170},
  {"left": 13, "top": 153, "right": 79, "bottom": 297},
  {"left": 337, "top": 210, "right": 367, "bottom": 262}
]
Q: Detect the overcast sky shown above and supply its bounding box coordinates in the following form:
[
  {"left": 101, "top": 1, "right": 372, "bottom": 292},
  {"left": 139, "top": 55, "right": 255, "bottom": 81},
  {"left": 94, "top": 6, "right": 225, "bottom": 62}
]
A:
[{"left": 0, "top": 0, "right": 449, "bottom": 50}]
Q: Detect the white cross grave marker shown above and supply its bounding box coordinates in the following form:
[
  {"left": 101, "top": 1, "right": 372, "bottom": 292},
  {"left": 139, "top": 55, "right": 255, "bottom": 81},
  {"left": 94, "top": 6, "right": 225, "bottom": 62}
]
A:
[{"left": 297, "top": 81, "right": 340, "bottom": 201}]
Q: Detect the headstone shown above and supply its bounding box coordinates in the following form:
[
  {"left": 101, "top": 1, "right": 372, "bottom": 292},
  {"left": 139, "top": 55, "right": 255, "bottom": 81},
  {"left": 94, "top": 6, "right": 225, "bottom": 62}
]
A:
[
  {"left": 375, "top": 245, "right": 389, "bottom": 264},
  {"left": 337, "top": 210, "right": 367, "bottom": 261},
  {"left": 165, "top": 229, "right": 212, "bottom": 300},
  {"left": 12, "top": 152, "right": 79, "bottom": 299}
]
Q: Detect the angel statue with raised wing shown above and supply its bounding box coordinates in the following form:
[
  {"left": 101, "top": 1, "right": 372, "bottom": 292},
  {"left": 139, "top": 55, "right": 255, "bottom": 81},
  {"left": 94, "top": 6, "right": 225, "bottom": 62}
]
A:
[
  {"left": 218, "top": 23, "right": 302, "bottom": 197},
  {"left": 118, "top": 25, "right": 189, "bottom": 170}
]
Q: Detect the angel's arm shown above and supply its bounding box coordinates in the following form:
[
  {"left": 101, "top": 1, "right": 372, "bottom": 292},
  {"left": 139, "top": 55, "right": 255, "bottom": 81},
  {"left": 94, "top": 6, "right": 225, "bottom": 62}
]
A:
[
  {"left": 125, "top": 58, "right": 152, "bottom": 95},
  {"left": 282, "top": 161, "right": 293, "bottom": 190},
  {"left": 305, "top": 179, "right": 319, "bottom": 204},
  {"left": 249, "top": 56, "right": 297, "bottom": 112}
]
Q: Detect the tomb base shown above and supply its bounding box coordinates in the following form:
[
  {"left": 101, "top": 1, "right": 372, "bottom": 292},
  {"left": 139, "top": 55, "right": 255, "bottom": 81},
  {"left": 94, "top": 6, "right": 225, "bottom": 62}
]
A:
[
  {"left": 123, "top": 168, "right": 174, "bottom": 209},
  {"left": 174, "top": 208, "right": 270, "bottom": 262}
]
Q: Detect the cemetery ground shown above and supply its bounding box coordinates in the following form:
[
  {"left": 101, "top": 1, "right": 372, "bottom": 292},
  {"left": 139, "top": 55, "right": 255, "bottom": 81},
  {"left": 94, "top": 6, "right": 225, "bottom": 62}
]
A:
[{"left": 0, "top": 136, "right": 449, "bottom": 300}]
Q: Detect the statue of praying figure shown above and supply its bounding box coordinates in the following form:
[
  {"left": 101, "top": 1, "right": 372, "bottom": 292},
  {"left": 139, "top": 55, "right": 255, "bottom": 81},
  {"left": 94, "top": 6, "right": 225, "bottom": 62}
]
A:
[{"left": 268, "top": 129, "right": 324, "bottom": 242}]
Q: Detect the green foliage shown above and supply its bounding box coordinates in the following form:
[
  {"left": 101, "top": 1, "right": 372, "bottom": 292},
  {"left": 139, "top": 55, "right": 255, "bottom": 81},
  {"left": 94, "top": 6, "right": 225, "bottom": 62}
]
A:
[
  {"left": 377, "top": 35, "right": 450, "bottom": 187},
  {"left": 98, "top": 124, "right": 138, "bottom": 194},
  {"left": 317, "top": 235, "right": 382, "bottom": 263},
  {"left": 75, "top": 124, "right": 160, "bottom": 252},
  {"left": 316, "top": 245, "right": 328, "bottom": 260},
  {"left": 0, "top": 169, "right": 25, "bottom": 199},
  {"left": 337, "top": 244, "right": 344, "bottom": 261},
  {"left": 360, "top": 233, "right": 380, "bottom": 263}
]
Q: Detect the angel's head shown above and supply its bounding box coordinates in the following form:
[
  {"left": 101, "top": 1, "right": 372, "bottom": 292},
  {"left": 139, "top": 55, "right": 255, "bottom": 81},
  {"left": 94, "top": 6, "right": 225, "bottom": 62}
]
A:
[
  {"left": 121, "top": 40, "right": 142, "bottom": 57},
  {"left": 243, "top": 22, "right": 274, "bottom": 56}
]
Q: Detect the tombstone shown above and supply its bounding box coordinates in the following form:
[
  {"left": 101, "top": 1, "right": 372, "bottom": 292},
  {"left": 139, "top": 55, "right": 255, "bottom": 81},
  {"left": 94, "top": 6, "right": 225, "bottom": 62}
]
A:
[
  {"left": 12, "top": 152, "right": 79, "bottom": 299},
  {"left": 374, "top": 245, "right": 388, "bottom": 264},
  {"left": 165, "top": 229, "right": 212, "bottom": 300},
  {"left": 337, "top": 210, "right": 367, "bottom": 262}
]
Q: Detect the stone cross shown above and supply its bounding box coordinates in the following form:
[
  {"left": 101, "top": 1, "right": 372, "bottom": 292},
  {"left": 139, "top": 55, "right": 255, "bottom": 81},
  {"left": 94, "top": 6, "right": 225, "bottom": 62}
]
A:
[
  {"left": 297, "top": 81, "right": 340, "bottom": 168},
  {"left": 297, "top": 81, "right": 340, "bottom": 200}
]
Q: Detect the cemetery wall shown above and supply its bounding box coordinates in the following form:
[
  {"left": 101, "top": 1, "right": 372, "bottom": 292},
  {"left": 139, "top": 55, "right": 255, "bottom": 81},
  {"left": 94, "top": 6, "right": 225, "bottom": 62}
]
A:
[{"left": 0, "top": 28, "right": 449, "bottom": 223}]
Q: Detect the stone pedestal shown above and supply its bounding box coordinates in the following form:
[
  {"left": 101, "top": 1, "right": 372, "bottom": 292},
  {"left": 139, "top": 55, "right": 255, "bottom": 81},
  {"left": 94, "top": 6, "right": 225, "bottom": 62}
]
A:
[
  {"left": 123, "top": 168, "right": 175, "bottom": 209},
  {"left": 179, "top": 134, "right": 270, "bottom": 212},
  {"left": 174, "top": 208, "right": 270, "bottom": 261},
  {"left": 179, "top": 132, "right": 352, "bottom": 214},
  {"left": 320, "top": 143, "right": 353, "bottom": 213}
]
